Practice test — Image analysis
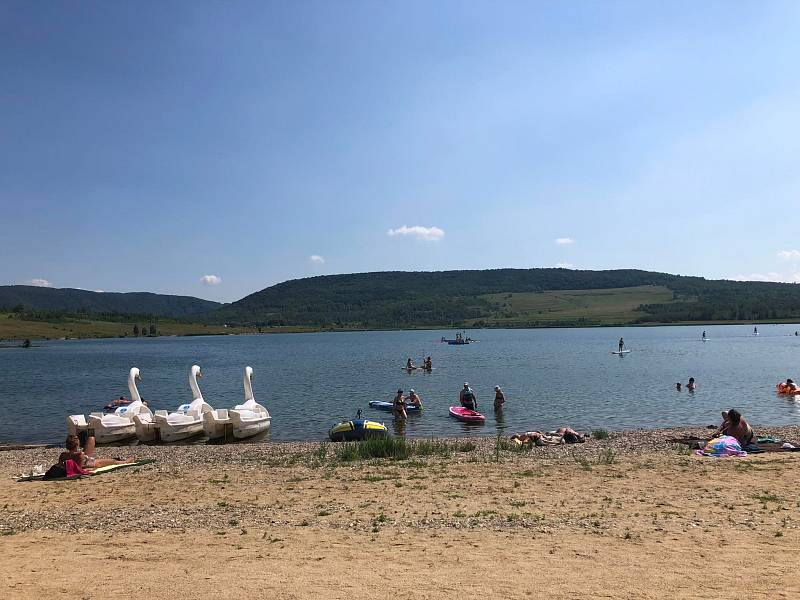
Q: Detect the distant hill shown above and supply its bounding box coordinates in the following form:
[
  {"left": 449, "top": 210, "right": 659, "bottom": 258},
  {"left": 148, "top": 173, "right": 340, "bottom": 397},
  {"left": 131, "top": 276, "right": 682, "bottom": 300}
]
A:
[
  {"left": 204, "top": 268, "right": 800, "bottom": 328},
  {"left": 0, "top": 286, "right": 221, "bottom": 319}
]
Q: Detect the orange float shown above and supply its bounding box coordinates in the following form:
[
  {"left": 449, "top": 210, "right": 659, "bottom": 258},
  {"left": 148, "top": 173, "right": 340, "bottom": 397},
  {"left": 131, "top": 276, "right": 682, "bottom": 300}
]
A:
[{"left": 776, "top": 382, "right": 800, "bottom": 395}]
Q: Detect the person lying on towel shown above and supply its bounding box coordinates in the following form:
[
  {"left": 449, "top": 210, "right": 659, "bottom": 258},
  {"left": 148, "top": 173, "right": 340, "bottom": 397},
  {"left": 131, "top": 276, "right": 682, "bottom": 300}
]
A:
[{"left": 59, "top": 434, "right": 135, "bottom": 471}]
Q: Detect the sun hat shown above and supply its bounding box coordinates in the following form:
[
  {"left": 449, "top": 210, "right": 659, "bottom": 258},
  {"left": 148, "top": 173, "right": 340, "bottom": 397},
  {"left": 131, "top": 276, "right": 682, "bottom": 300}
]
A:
[
  {"left": 494, "top": 385, "right": 501, "bottom": 390},
  {"left": 463, "top": 382, "right": 469, "bottom": 387}
]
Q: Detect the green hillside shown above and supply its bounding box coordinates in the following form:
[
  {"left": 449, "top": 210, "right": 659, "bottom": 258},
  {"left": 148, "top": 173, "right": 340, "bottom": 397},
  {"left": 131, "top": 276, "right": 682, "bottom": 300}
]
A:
[
  {"left": 0, "top": 286, "right": 221, "bottom": 318},
  {"left": 205, "top": 268, "right": 800, "bottom": 328}
]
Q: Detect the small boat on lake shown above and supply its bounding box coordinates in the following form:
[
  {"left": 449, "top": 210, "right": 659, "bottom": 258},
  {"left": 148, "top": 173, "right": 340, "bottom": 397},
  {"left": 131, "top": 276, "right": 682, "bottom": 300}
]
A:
[
  {"left": 449, "top": 406, "right": 485, "bottom": 423},
  {"left": 329, "top": 410, "right": 388, "bottom": 442}
]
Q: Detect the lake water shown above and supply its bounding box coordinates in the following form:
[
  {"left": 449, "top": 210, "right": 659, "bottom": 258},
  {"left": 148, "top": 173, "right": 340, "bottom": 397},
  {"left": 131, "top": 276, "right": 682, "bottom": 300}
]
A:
[{"left": 2, "top": 324, "right": 800, "bottom": 444}]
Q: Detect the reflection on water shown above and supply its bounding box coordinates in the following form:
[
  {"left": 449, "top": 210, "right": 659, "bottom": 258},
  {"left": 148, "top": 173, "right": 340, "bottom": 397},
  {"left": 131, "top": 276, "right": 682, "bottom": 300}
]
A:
[{"left": 2, "top": 323, "right": 800, "bottom": 444}]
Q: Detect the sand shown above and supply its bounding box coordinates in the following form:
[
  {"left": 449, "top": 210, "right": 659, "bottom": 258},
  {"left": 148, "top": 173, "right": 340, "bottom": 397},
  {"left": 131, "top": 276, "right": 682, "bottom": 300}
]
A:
[{"left": 2, "top": 429, "right": 799, "bottom": 599}]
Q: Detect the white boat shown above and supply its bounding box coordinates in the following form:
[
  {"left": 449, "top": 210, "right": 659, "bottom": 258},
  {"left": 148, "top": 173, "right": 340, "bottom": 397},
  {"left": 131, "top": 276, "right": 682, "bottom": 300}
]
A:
[
  {"left": 135, "top": 365, "right": 212, "bottom": 443},
  {"left": 228, "top": 366, "right": 271, "bottom": 439},
  {"left": 66, "top": 368, "right": 152, "bottom": 444}
]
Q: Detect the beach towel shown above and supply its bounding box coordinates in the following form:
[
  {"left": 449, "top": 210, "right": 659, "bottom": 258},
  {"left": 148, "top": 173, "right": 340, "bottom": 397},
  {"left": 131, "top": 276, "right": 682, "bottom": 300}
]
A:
[
  {"left": 695, "top": 436, "right": 747, "bottom": 458},
  {"left": 16, "top": 459, "right": 155, "bottom": 482},
  {"left": 65, "top": 459, "right": 90, "bottom": 477}
]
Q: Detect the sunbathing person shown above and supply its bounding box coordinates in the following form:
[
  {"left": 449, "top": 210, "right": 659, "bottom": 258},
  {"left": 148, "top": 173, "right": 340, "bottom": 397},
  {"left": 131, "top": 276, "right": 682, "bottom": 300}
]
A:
[
  {"left": 714, "top": 409, "right": 754, "bottom": 447},
  {"left": 511, "top": 427, "right": 586, "bottom": 446},
  {"left": 59, "top": 434, "right": 135, "bottom": 471}
]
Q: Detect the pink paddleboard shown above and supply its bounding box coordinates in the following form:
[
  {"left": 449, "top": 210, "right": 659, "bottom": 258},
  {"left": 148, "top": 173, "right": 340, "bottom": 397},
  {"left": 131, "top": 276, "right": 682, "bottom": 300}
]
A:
[{"left": 449, "top": 406, "right": 486, "bottom": 423}]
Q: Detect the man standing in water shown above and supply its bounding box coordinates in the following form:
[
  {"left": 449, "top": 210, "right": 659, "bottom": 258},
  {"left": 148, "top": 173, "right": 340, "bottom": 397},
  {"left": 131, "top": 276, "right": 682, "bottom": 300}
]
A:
[
  {"left": 618, "top": 337, "right": 625, "bottom": 352},
  {"left": 459, "top": 382, "right": 477, "bottom": 411}
]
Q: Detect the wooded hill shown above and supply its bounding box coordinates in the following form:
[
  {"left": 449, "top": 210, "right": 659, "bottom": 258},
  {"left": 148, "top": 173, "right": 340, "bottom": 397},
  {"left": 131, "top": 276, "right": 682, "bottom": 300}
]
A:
[
  {"left": 203, "top": 268, "right": 800, "bottom": 328},
  {"left": 0, "top": 286, "right": 221, "bottom": 319}
]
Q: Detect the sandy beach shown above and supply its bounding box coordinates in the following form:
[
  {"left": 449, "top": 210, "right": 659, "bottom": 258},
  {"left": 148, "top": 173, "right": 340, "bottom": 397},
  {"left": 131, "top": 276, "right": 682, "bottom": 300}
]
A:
[{"left": 2, "top": 427, "right": 800, "bottom": 599}]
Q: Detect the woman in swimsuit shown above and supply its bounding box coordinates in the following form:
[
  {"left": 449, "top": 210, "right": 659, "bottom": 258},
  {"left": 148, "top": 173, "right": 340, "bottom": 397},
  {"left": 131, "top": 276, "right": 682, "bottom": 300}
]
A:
[
  {"left": 393, "top": 389, "right": 407, "bottom": 420},
  {"left": 59, "top": 435, "right": 134, "bottom": 470}
]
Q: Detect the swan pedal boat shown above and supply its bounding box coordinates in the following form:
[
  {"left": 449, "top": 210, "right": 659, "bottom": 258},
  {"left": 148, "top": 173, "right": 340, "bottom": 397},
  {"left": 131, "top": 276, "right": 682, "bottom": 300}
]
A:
[
  {"left": 204, "top": 366, "right": 271, "bottom": 440},
  {"left": 134, "top": 365, "right": 211, "bottom": 443},
  {"left": 66, "top": 368, "right": 152, "bottom": 444}
]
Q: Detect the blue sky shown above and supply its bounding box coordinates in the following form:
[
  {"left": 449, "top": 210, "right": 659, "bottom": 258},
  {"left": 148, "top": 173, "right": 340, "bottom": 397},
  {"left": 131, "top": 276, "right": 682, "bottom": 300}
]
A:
[{"left": 2, "top": 1, "right": 800, "bottom": 302}]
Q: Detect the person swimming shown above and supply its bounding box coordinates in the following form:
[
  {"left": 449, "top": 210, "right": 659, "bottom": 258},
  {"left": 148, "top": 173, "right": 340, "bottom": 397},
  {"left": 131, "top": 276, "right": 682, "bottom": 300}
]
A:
[
  {"left": 407, "top": 389, "right": 422, "bottom": 408},
  {"left": 676, "top": 382, "right": 682, "bottom": 391},
  {"left": 687, "top": 377, "right": 696, "bottom": 391}
]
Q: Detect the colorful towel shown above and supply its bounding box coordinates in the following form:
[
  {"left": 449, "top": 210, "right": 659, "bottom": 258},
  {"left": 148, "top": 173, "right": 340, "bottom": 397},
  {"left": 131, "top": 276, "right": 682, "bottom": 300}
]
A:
[
  {"left": 65, "top": 458, "right": 90, "bottom": 477},
  {"left": 695, "top": 435, "right": 747, "bottom": 458}
]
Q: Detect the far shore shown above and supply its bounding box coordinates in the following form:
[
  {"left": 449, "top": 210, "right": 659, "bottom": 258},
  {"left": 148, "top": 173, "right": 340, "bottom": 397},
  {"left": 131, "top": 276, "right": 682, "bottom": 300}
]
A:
[
  {"left": 2, "top": 425, "right": 799, "bottom": 599},
  {"left": 2, "top": 318, "right": 800, "bottom": 343}
]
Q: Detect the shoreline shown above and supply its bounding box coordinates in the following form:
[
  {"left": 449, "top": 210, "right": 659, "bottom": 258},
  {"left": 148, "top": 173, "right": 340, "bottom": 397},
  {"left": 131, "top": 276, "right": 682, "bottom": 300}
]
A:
[
  {"left": 3, "top": 319, "right": 800, "bottom": 342},
  {"left": 1, "top": 422, "right": 797, "bottom": 450},
  {"left": 2, "top": 424, "right": 799, "bottom": 598}
]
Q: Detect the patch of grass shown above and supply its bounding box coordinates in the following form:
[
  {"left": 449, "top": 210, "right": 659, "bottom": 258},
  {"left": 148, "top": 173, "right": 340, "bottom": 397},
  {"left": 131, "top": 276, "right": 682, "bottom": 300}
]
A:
[
  {"left": 510, "top": 500, "right": 527, "bottom": 508},
  {"left": 360, "top": 474, "right": 399, "bottom": 482},
  {"left": 334, "top": 437, "right": 412, "bottom": 461},
  {"left": 592, "top": 429, "right": 610, "bottom": 440},
  {"left": 573, "top": 454, "right": 593, "bottom": 471},
  {"left": 597, "top": 448, "right": 616, "bottom": 465},
  {"left": 413, "top": 439, "right": 453, "bottom": 458},
  {"left": 317, "top": 509, "right": 332, "bottom": 516},
  {"left": 753, "top": 492, "right": 782, "bottom": 503}
]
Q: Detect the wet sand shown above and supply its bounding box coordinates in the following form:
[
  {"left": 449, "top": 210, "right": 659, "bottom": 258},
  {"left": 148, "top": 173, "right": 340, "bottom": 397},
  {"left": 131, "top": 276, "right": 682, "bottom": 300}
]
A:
[{"left": 2, "top": 428, "right": 799, "bottom": 599}]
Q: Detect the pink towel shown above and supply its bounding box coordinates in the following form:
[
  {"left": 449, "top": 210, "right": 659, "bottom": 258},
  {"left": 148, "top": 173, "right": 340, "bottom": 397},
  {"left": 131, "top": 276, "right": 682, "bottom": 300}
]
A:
[{"left": 65, "top": 458, "right": 90, "bottom": 477}]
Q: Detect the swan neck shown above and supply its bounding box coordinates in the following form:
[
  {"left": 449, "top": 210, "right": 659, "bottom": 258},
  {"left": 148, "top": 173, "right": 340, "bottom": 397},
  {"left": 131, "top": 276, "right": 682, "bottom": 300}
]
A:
[
  {"left": 189, "top": 369, "right": 203, "bottom": 400},
  {"left": 244, "top": 370, "right": 254, "bottom": 401},
  {"left": 128, "top": 370, "right": 142, "bottom": 403}
]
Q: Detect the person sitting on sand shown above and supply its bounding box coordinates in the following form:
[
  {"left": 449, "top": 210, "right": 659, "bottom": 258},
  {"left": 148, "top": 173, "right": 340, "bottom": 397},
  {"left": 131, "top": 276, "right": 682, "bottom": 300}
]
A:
[
  {"left": 59, "top": 434, "right": 135, "bottom": 471},
  {"left": 676, "top": 382, "right": 682, "bottom": 391},
  {"left": 407, "top": 389, "right": 422, "bottom": 408},
  {"left": 459, "top": 382, "right": 477, "bottom": 411},
  {"left": 393, "top": 389, "right": 407, "bottom": 419},
  {"left": 687, "top": 377, "right": 697, "bottom": 391},
  {"left": 494, "top": 386, "right": 505, "bottom": 410},
  {"left": 714, "top": 409, "right": 754, "bottom": 447}
]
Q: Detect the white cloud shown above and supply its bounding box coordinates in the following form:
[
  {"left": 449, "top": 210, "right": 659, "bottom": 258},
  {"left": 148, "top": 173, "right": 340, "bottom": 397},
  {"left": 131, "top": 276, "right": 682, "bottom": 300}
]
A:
[
  {"left": 27, "top": 278, "right": 53, "bottom": 287},
  {"left": 555, "top": 237, "right": 575, "bottom": 245},
  {"left": 387, "top": 225, "right": 445, "bottom": 241},
  {"left": 555, "top": 262, "right": 574, "bottom": 269},
  {"left": 94, "top": 289, "right": 104, "bottom": 293},
  {"left": 777, "top": 250, "right": 800, "bottom": 260},
  {"left": 200, "top": 275, "right": 222, "bottom": 286},
  {"left": 309, "top": 255, "right": 325, "bottom": 264},
  {"left": 728, "top": 272, "right": 800, "bottom": 283}
]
